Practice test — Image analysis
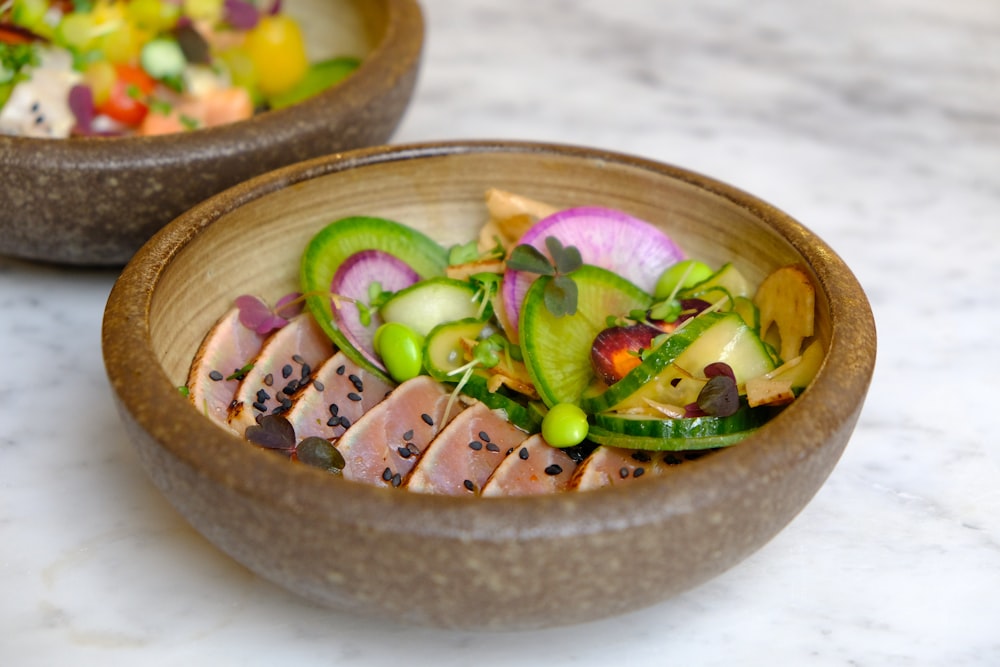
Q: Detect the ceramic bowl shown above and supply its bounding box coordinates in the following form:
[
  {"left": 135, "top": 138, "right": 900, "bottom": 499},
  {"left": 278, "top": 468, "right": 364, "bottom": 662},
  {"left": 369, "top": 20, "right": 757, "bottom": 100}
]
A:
[
  {"left": 102, "top": 141, "right": 876, "bottom": 630},
  {"left": 0, "top": 0, "right": 423, "bottom": 266}
]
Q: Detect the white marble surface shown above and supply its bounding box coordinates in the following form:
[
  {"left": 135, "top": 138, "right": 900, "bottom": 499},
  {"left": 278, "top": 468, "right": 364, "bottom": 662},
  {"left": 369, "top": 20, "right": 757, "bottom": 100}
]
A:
[{"left": 2, "top": 0, "right": 998, "bottom": 663}]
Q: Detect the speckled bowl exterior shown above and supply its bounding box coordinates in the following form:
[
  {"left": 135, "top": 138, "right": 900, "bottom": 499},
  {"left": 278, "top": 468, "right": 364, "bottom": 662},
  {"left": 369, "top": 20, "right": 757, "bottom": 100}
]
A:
[
  {"left": 102, "top": 141, "right": 876, "bottom": 630},
  {"left": 1, "top": 0, "right": 423, "bottom": 266}
]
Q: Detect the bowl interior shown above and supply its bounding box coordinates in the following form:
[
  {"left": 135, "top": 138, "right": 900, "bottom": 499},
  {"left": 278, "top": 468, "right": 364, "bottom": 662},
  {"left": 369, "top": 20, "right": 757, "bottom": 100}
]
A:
[{"left": 107, "top": 142, "right": 874, "bottom": 629}]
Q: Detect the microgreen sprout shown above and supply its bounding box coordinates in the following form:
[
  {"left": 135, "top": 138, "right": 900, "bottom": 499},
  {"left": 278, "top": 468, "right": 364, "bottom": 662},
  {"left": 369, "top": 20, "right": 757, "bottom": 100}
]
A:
[
  {"left": 470, "top": 272, "right": 501, "bottom": 319},
  {"left": 507, "top": 236, "right": 582, "bottom": 317}
]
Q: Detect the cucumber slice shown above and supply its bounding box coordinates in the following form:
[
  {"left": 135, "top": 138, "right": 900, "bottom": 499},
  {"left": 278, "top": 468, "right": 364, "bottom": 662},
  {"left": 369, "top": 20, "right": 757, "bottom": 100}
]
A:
[
  {"left": 583, "top": 312, "right": 777, "bottom": 414},
  {"left": 381, "top": 277, "right": 487, "bottom": 336},
  {"left": 300, "top": 217, "right": 448, "bottom": 379},
  {"left": 457, "top": 373, "right": 542, "bottom": 433},
  {"left": 580, "top": 312, "right": 720, "bottom": 414},
  {"left": 520, "top": 265, "right": 652, "bottom": 407},
  {"left": 586, "top": 424, "right": 751, "bottom": 451},
  {"left": 424, "top": 318, "right": 496, "bottom": 382},
  {"left": 679, "top": 262, "right": 749, "bottom": 300},
  {"left": 732, "top": 295, "right": 759, "bottom": 330},
  {"left": 593, "top": 402, "right": 773, "bottom": 440}
]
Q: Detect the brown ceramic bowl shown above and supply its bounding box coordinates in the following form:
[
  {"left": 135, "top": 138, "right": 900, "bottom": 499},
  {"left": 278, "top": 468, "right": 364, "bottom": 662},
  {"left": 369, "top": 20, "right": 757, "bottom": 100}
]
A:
[
  {"left": 0, "top": 0, "right": 423, "bottom": 267},
  {"left": 102, "top": 141, "right": 876, "bottom": 630}
]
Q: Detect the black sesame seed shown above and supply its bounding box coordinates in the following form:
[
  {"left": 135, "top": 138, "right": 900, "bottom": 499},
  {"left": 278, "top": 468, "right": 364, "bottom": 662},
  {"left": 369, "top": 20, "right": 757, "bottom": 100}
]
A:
[
  {"left": 327, "top": 417, "right": 339, "bottom": 427},
  {"left": 313, "top": 380, "right": 325, "bottom": 392},
  {"left": 421, "top": 413, "right": 434, "bottom": 426},
  {"left": 252, "top": 401, "right": 267, "bottom": 412},
  {"left": 349, "top": 374, "right": 364, "bottom": 392},
  {"left": 300, "top": 364, "right": 312, "bottom": 379},
  {"left": 518, "top": 447, "right": 529, "bottom": 460},
  {"left": 283, "top": 380, "right": 300, "bottom": 395},
  {"left": 397, "top": 446, "right": 412, "bottom": 459},
  {"left": 468, "top": 440, "right": 483, "bottom": 451},
  {"left": 670, "top": 377, "right": 682, "bottom": 387},
  {"left": 486, "top": 443, "right": 500, "bottom": 453},
  {"left": 292, "top": 354, "right": 306, "bottom": 365},
  {"left": 634, "top": 467, "right": 645, "bottom": 478},
  {"left": 463, "top": 479, "right": 475, "bottom": 492},
  {"left": 631, "top": 451, "right": 651, "bottom": 463},
  {"left": 478, "top": 431, "right": 491, "bottom": 442},
  {"left": 281, "top": 364, "right": 293, "bottom": 378},
  {"left": 382, "top": 468, "right": 393, "bottom": 482},
  {"left": 391, "top": 473, "right": 402, "bottom": 488},
  {"left": 347, "top": 392, "right": 362, "bottom": 402},
  {"left": 263, "top": 373, "right": 274, "bottom": 386},
  {"left": 256, "top": 389, "right": 270, "bottom": 403},
  {"left": 619, "top": 467, "right": 630, "bottom": 479},
  {"left": 279, "top": 396, "right": 292, "bottom": 409},
  {"left": 544, "top": 464, "right": 563, "bottom": 476},
  {"left": 329, "top": 403, "right": 339, "bottom": 416},
  {"left": 208, "top": 370, "right": 224, "bottom": 381},
  {"left": 339, "top": 416, "right": 352, "bottom": 429},
  {"left": 506, "top": 447, "right": 514, "bottom": 455},
  {"left": 663, "top": 453, "right": 682, "bottom": 465},
  {"left": 336, "top": 364, "right": 346, "bottom": 375},
  {"left": 407, "top": 442, "right": 420, "bottom": 455},
  {"left": 402, "top": 429, "right": 414, "bottom": 441}
]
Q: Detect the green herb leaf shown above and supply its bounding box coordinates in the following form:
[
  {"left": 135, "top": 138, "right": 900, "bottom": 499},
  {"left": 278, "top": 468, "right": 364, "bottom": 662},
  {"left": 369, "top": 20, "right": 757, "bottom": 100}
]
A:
[
  {"left": 649, "top": 298, "right": 682, "bottom": 322},
  {"left": 448, "top": 240, "right": 481, "bottom": 266},
  {"left": 544, "top": 275, "right": 578, "bottom": 317},
  {"left": 507, "top": 244, "right": 555, "bottom": 275},
  {"left": 226, "top": 362, "right": 254, "bottom": 381},
  {"left": 546, "top": 236, "right": 582, "bottom": 274}
]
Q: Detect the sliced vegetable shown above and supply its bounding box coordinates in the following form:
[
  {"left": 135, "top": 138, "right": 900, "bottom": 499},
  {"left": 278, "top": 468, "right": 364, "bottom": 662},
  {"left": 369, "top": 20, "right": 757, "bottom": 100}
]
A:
[
  {"left": 268, "top": 56, "right": 360, "bottom": 110},
  {"left": 300, "top": 216, "right": 448, "bottom": 380},
  {"left": 520, "top": 265, "right": 652, "bottom": 407},
  {"left": 380, "top": 277, "right": 486, "bottom": 336},
  {"left": 502, "top": 206, "right": 685, "bottom": 337}
]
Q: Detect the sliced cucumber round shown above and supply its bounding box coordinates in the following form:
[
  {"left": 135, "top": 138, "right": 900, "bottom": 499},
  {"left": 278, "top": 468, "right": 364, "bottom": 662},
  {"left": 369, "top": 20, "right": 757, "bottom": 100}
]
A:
[
  {"left": 381, "top": 277, "right": 487, "bottom": 336},
  {"left": 458, "top": 372, "right": 542, "bottom": 433},
  {"left": 520, "top": 265, "right": 652, "bottom": 408},
  {"left": 586, "top": 424, "right": 752, "bottom": 451},
  {"left": 593, "top": 402, "right": 772, "bottom": 440}
]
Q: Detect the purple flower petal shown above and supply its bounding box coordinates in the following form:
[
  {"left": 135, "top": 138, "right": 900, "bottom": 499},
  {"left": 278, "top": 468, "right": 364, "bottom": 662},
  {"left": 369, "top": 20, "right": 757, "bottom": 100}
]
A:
[
  {"left": 224, "top": 0, "right": 260, "bottom": 29},
  {"left": 68, "top": 84, "right": 94, "bottom": 135},
  {"left": 274, "top": 292, "right": 303, "bottom": 318},
  {"left": 235, "top": 294, "right": 273, "bottom": 331}
]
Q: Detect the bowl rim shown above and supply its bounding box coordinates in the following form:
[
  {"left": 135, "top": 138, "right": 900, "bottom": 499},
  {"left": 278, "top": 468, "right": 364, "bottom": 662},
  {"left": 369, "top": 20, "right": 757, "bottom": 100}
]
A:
[
  {"left": 102, "top": 139, "right": 876, "bottom": 539},
  {"left": 0, "top": 0, "right": 424, "bottom": 162}
]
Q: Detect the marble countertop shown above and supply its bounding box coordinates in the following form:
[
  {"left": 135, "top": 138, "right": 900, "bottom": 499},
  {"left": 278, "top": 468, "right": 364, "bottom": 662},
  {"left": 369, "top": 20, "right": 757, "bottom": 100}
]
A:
[{"left": 2, "top": 0, "right": 998, "bottom": 664}]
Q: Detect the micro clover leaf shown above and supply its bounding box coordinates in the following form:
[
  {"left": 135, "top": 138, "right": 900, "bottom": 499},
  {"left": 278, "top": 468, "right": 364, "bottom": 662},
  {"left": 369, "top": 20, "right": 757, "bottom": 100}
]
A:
[
  {"left": 235, "top": 293, "right": 304, "bottom": 335},
  {"left": 245, "top": 414, "right": 297, "bottom": 455},
  {"left": 507, "top": 237, "right": 582, "bottom": 317}
]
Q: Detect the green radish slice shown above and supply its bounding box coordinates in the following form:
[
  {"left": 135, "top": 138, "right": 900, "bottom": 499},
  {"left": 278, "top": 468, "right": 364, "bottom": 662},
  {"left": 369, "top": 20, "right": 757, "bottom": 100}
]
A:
[
  {"left": 520, "top": 265, "right": 652, "bottom": 408},
  {"left": 380, "top": 277, "right": 487, "bottom": 336},
  {"left": 502, "top": 206, "right": 685, "bottom": 337},
  {"left": 300, "top": 217, "right": 448, "bottom": 380}
]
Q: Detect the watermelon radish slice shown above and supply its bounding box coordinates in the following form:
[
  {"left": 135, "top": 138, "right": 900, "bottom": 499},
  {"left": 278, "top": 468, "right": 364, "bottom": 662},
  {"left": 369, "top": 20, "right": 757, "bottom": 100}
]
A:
[
  {"left": 300, "top": 216, "right": 449, "bottom": 380},
  {"left": 502, "top": 207, "right": 685, "bottom": 337},
  {"left": 330, "top": 249, "right": 421, "bottom": 372},
  {"left": 520, "top": 265, "right": 652, "bottom": 408}
]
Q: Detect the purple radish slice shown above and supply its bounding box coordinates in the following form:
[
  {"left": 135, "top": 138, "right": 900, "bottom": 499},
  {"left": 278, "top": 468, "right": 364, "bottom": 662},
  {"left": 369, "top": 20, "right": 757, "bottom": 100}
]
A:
[
  {"left": 501, "top": 206, "right": 685, "bottom": 337},
  {"left": 330, "top": 249, "right": 421, "bottom": 372}
]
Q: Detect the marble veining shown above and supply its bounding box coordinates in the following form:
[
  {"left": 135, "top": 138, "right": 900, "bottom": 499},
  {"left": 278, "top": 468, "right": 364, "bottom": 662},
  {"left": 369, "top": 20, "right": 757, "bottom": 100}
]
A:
[{"left": 2, "top": 0, "right": 999, "bottom": 664}]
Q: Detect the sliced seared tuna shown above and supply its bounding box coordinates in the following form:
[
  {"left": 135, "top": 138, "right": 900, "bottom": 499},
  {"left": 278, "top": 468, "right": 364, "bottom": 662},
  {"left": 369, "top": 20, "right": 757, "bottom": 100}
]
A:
[
  {"left": 336, "top": 376, "right": 466, "bottom": 488},
  {"left": 569, "top": 446, "right": 708, "bottom": 490},
  {"left": 186, "top": 306, "right": 267, "bottom": 432},
  {"left": 228, "top": 314, "right": 335, "bottom": 435},
  {"left": 283, "top": 351, "right": 394, "bottom": 441},
  {"left": 406, "top": 402, "right": 530, "bottom": 496},
  {"left": 480, "top": 434, "right": 577, "bottom": 497}
]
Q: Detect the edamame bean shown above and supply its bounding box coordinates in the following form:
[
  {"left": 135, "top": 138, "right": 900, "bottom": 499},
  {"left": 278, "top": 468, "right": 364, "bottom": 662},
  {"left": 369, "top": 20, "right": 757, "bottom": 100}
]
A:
[
  {"left": 374, "top": 322, "right": 424, "bottom": 382},
  {"left": 541, "top": 403, "right": 589, "bottom": 448},
  {"left": 653, "top": 259, "right": 714, "bottom": 299}
]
